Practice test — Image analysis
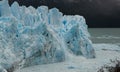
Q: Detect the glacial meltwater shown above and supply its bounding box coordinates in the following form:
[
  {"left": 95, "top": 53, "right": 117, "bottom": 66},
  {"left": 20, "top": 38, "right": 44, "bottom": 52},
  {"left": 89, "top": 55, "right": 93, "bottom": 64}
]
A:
[{"left": 89, "top": 28, "right": 120, "bottom": 44}]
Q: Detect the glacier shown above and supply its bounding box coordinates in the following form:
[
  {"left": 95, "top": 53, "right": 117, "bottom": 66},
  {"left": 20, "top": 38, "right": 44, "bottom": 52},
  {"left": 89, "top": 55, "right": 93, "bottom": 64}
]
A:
[{"left": 0, "top": 0, "right": 95, "bottom": 72}]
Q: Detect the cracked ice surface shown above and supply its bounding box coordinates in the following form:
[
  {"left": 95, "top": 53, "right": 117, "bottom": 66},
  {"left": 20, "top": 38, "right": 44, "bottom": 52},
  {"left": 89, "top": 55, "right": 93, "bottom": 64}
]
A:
[{"left": 0, "top": 0, "right": 95, "bottom": 71}]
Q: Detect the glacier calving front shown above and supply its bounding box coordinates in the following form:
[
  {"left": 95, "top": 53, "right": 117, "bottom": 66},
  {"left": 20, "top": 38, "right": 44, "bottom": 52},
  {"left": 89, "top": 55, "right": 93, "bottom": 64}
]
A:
[{"left": 0, "top": 0, "right": 95, "bottom": 71}]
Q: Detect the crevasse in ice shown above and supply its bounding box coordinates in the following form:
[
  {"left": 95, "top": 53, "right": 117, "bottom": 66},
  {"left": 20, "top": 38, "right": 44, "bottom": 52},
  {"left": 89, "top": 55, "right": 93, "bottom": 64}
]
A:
[{"left": 0, "top": 0, "right": 95, "bottom": 71}]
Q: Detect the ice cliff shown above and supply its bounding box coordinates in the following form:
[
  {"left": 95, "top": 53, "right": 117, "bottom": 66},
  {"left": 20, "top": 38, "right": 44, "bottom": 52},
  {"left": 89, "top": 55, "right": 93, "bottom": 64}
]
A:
[{"left": 0, "top": 0, "right": 95, "bottom": 72}]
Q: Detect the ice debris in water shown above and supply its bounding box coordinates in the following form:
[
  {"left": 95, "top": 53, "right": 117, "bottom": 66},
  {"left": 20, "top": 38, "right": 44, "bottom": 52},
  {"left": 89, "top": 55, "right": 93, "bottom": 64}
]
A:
[{"left": 0, "top": 0, "right": 95, "bottom": 71}]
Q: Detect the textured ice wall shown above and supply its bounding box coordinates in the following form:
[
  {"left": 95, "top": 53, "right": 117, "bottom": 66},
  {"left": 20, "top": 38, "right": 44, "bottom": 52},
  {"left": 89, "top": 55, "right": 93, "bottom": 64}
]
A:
[{"left": 0, "top": 0, "right": 95, "bottom": 71}]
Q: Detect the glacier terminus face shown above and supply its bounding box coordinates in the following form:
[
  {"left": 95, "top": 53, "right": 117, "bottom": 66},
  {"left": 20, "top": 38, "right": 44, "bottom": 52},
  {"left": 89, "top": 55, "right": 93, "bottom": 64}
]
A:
[{"left": 0, "top": 0, "right": 95, "bottom": 72}]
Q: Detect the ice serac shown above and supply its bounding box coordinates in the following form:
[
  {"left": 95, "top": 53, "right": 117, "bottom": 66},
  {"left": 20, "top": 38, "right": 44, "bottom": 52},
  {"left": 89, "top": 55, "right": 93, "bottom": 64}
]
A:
[
  {"left": 62, "top": 15, "right": 95, "bottom": 58},
  {"left": 0, "top": 0, "right": 95, "bottom": 71},
  {"left": 0, "top": 0, "right": 11, "bottom": 16}
]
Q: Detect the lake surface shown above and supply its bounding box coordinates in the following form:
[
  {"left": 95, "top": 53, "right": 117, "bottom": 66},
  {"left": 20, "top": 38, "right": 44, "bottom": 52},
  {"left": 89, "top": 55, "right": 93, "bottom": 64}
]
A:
[{"left": 88, "top": 28, "right": 120, "bottom": 44}]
